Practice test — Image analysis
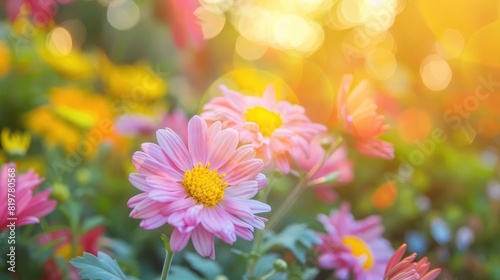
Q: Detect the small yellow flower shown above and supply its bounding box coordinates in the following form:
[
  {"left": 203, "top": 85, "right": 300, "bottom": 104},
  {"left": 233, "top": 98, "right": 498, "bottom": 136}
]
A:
[
  {"left": 39, "top": 46, "right": 94, "bottom": 79},
  {"left": 100, "top": 53, "right": 167, "bottom": 102},
  {"left": 1, "top": 128, "right": 31, "bottom": 157},
  {"left": 0, "top": 41, "right": 11, "bottom": 77},
  {"left": 24, "top": 88, "right": 113, "bottom": 155}
]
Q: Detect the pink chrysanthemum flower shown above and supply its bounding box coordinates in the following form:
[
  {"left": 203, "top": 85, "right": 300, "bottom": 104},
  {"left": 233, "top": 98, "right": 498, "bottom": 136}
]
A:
[
  {"left": 384, "top": 243, "right": 441, "bottom": 280},
  {"left": 0, "top": 163, "right": 56, "bottom": 231},
  {"left": 337, "top": 75, "right": 394, "bottom": 159},
  {"left": 294, "top": 137, "right": 353, "bottom": 202},
  {"left": 201, "top": 84, "right": 326, "bottom": 174},
  {"left": 127, "top": 115, "right": 270, "bottom": 259},
  {"left": 316, "top": 204, "right": 393, "bottom": 280}
]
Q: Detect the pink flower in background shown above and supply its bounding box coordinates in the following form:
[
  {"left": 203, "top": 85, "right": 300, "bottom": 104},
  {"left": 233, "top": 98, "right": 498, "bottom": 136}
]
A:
[
  {"left": 201, "top": 84, "right": 326, "bottom": 174},
  {"left": 127, "top": 115, "right": 270, "bottom": 259},
  {"left": 337, "top": 75, "right": 394, "bottom": 160},
  {"left": 0, "top": 163, "right": 56, "bottom": 231},
  {"left": 39, "top": 226, "right": 104, "bottom": 280},
  {"left": 384, "top": 243, "right": 441, "bottom": 280},
  {"left": 295, "top": 137, "right": 353, "bottom": 202},
  {"left": 115, "top": 109, "right": 189, "bottom": 143},
  {"left": 316, "top": 204, "right": 393, "bottom": 280},
  {"left": 6, "top": 0, "right": 73, "bottom": 26},
  {"left": 157, "top": 0, "right": 204, "bottom": 51}
]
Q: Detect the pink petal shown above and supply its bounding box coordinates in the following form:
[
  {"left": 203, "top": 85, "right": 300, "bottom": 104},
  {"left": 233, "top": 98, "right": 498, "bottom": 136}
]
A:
[
  {"left": 139, "top": 215, "right": 170, "bottom": 229},
  {"left": 16, "top": 216, "right": 40, "bottom": 227},
  {"left": 224, "top": 159, "right": 264, "bottom": 185},
  {"left": 207, "top": 128, "right": 239, "bottom": 169},
  {"left": 188, "top": 116, "right": 208, "bottom": 165},
  {"left": 192, "top": 227, "right": 215, "bottom": 259},
  {"left": 156, "top": 129, "right": 192, "bottom": 171},
  {"left": 218, "top": 199, "right": 254, "bottom": 221},
  {"left": 421, "top": 268, "right": 441, "bottom": 280},
  {"left": 129, "top": 173, "right": 150, "bottom": 192},
  {"left": 130, "top": 199, "right": 162, "bottom": 219},
  {"left": 182, "top": 204, "right": 203, "bottom": 232},
  {"left": 132, "top": 151, "right": 182, "bottom": 180},
  {"left": 220, "top": 85, "right": 246, "bottom": 111},
  {"left": 385, "top": 243, "right": 407, "bottom": 276},
  {"left": 148, "top": 189, "right": 187, "bottom": 203},
  {"left": 170, "top": 228, "right": 192, "bottom": 252},
  {"left": 255, "top": 173, "right": 268, "bottom": 190},
  {"left": 224, "top": 181, "right": 258, "bottom": 199},
  {"left": 275, "top": 154, "right": 291, "bottom": 174},
  {"left": 262, "top": 84, "right": 277, "bottom": 108}
]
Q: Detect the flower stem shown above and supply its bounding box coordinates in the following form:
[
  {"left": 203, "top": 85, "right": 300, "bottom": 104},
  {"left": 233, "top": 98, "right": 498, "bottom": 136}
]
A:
[
  {"left": 266, "top": 137, "right": 344, "bottom": 232},
  {"left": 245, "top": 177, "right": 276, "bottom": 278},
  {"left": 160, "top": 234, "right": 175, "bottom": 280},
  {"left": 259, "top": 269, "right": 277, "bottom": 280},
  {"left": 265, "top": 176, "right": 307, "bottom": 232}
]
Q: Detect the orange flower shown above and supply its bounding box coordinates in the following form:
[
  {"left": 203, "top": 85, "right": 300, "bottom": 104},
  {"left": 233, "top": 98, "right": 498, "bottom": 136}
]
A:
[
  {"left": 372, "top": 181, "right": 397, "bottom": 210},
  {"left": 337, "top": 75, "right": 394, "bottom": 159}
]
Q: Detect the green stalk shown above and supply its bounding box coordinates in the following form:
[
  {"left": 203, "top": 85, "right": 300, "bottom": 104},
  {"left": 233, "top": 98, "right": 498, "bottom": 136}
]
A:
[{"left": 160, "top": 234, "right": 175, "bottom": 280}]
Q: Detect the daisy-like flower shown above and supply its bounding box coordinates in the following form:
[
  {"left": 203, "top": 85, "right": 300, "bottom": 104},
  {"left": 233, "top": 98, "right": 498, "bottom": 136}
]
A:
[
  {"left": 127, "top": 115, "right": 270, "bottom": 259},
  {"left": 337, "top": 75, "right": 394, "bottom": 159},
  {"left": 0, "top": 163, "right": 56, "bottom": 231},
  {"left": 201, "top": 84, "right": 326, "bottom": 174},
  {"left": 384, "top": 243, "right": 441, "bottom": 280},
  {"left": 316, "top": 203, "right": 393, "bottom": 280}
]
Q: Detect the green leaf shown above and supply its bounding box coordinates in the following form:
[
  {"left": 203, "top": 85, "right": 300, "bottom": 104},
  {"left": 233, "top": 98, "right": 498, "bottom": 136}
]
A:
[
  {"left": 301, "top": 268, "right": 319, "bottom": 280},
  {"left": 161, "top": 234, "right": 171, "bottom": 252},
  {"left": 70, "top": 251, "right": 128, "bottom": 280},
  {"left": 169, "top": 266, "right": 202, "bottom": 280},
  {"left": 184, "top": 251, "right": 222, "bottom": 279},
  {"left": 261, "top": 224, "right": 320, "bottom": 264}
]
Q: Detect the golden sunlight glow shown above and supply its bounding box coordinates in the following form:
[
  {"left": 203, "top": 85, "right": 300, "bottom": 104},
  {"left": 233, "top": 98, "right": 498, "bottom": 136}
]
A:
[
  {"left": 365, "top": 48, "right": 397, "bottom": 80},
  {"left": 420, "top": 55, "right": 452, "bottom": 91},
  {"left": 274, "top": 15, "right": 309, "bottom": 48},
  {"left": 436, "top": 29, "right": 465, "bottom": 59},
  {"left": 195, "top": 6, "right": 226, "bottom": 39},
  {"left": 360, "top": 0, "right": 397, "bottom": 33},
  {"left": 235, "top": 36, "right": 268, "bottom": 61},
  {"left": 339, "top": 0, "right": 364, "bottom": 28},
  {"left": 234, "top": 1, "right": 325, "bottom": 55},
  {"left": 47, "top": 27, "right": 73, "bottom": 56}
]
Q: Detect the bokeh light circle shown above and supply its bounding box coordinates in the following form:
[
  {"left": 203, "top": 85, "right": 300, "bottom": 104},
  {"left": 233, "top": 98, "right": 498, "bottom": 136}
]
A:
[
  {"left": 420, "top": 54, "right": 452, "bottom": 91},
  {"left": 107, "top": 0, "right": 141, "bottom": 31}
]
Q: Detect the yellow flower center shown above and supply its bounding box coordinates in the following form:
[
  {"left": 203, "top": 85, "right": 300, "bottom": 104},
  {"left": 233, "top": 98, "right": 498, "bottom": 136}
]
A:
[
  {"left": 245, "top": 106, "right": 283, "bottom": 137},
  {"left": 56, "top": 243, "right": 83, "bottom": 262},
  {"left": 342, "top": 235, "right": 374, "bottom": 270},
  {"left": 182, "top": 163, "right": 228, "bottom": 207}
]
